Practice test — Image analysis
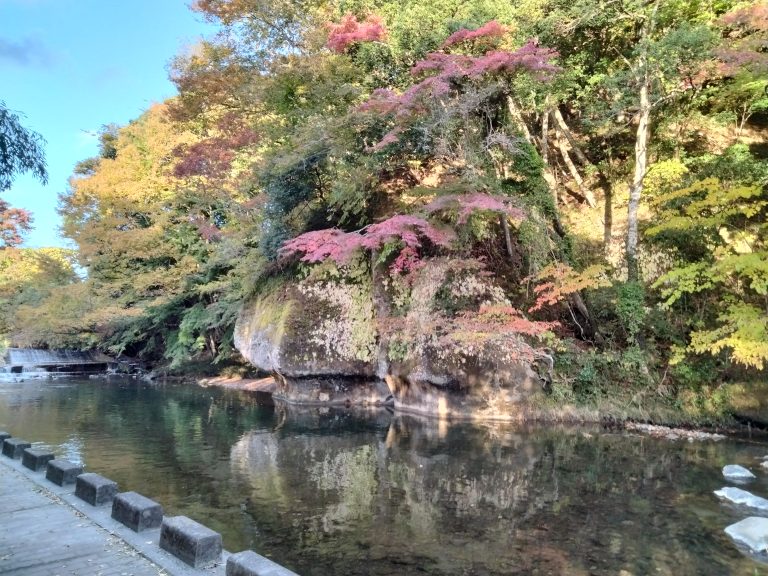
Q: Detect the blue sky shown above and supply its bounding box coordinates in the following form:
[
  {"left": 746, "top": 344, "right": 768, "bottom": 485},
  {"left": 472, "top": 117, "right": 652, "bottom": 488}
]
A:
[{"left": 1, "top": 0, "right": 217, "bottom": 248}]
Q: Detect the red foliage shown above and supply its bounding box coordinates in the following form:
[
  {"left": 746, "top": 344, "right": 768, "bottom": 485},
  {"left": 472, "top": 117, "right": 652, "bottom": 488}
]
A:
[
  {"left": 0, "top": 199, "right": 32, "bottom": 248},
  {"left": 425, "top": 193, "right": 526, "bottom": 223},
  {"left": 467, "top": 42, "right": 559, "bottom": 78},
  {"left": 720, "top": 3, "right": 768, "bottom": 31},
  {"left": 717, "top": 4, "right": 768, "bottom": 75},
  {"left": 368, "top": 127, "right": 403, "bottom": 152},
  {"left": 280, "top": 215, "right": 455, "bottom": 265},
  {"left": 410, "top": 52, "right": 474, "bottom": 77},
  {"left": 389, "top": 246, "right": 424, "bottom": 275},
  {"left": 280, "top": 229, "right": 363, "bottom": 264},
  {"left": 327, "top": 14, "right": 387, "bottom": 53},
  {"left": 357, "top": 33, "right": 558, "bottom": 150},
  {"left": 455, "top": 304, "right": 558, "bottom": 337},
  {"left": 361, "top": 214, "right": 455, "bottom": 250},
  {"left": 173, "top": 114, "right": 258, "bottom": 179},
  {"left": 441, "top": 21, "right": 508, "bottom": 48}
]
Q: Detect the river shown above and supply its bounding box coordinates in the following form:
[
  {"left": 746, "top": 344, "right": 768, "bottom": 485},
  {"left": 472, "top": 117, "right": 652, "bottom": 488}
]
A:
[{"left": 0, "top": 377, "right": 766, "bottom": 575}]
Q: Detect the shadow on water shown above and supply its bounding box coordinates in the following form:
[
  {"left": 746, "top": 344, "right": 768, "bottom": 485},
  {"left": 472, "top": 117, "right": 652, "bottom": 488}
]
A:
[{"left": 1, "top": 378, "right": 767, "bottom": 575}]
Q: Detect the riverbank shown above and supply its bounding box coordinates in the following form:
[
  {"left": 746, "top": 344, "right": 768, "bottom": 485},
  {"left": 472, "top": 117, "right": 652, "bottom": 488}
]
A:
[{"left": 196, "top": 374, "right": 767, "bottom": 437}]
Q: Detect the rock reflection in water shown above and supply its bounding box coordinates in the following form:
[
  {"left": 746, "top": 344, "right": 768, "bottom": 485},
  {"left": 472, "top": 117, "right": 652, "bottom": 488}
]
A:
[
  {"left": 229, "top": 404, "right": 766, "bottom": 576},
  {"left": 1, "top": 379, "right": 766, "bottom": 575}
]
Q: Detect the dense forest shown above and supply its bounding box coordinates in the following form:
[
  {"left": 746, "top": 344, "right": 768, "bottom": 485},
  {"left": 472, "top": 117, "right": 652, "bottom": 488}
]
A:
[{"left": 1, "top": 0, "right": 767, "bottom": 422}]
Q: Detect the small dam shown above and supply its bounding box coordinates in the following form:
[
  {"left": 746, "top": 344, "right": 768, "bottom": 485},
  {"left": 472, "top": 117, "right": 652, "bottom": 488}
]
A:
[{"left": 1, "top": 348, "right": 116, "bottom": 375}]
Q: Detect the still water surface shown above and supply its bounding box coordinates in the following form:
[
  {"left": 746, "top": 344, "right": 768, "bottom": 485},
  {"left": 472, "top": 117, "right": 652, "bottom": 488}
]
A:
[{"left": 1, "top": 378, "right": 767, "bottom": 575}]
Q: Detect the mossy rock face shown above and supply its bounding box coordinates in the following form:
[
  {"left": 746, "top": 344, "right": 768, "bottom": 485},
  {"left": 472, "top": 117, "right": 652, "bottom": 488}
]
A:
[
  {"left": 234, "top": 259, "right": 547, "bottom": 419},
  {"left": 234, "top": 277, "right": 377, "bottom": 378},
  {"left": 385, "top": 339, "right": 545, "bottom": 420},
  {"left": 730, "top": 382, "right": 768, "bottom": 426}
]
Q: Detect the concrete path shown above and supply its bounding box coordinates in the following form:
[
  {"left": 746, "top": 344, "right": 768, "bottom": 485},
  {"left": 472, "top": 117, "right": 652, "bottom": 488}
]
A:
[
  {"left": 0, "top": 456, "right": 232, "bottom": 576},
  {"left": 0, "top": 461, "right": 166, "bottom": 576}
]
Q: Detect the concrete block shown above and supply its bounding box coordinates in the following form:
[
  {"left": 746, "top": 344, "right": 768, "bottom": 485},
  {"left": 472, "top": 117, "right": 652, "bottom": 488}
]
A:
[
  {"left": 22, "top": 448, "right": 55, "bottom": 471},
  {"left": 111, "top": 491, "right": 163, "bottom": 532},
  {"left": 159, "top": 515, "right": 222, "bottom": 568},
  {"left": 46, "top": 459, "right": 84, "bottom": 486},
  {"left": 0, "top": 431, "right": 10, "bottom": 443},
  {"left": 227, "top": 550, "right": 299, "bottom": 576},
  {"left": 75, "top": 473, "right": 118, "bottom": 506},
  {"left": 2, "top": 438, "right": 31, "bottom": 459}
]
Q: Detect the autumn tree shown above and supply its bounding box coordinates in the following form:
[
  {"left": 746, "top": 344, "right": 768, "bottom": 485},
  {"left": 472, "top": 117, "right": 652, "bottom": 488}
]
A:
[{"left": 0, "top": 247, "right": 78, "bottom": 344}]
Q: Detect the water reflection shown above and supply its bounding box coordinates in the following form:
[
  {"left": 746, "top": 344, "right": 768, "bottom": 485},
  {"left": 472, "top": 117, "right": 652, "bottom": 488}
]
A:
[{"left": 0, "top": 379, "right": 767, "bottom": 575}]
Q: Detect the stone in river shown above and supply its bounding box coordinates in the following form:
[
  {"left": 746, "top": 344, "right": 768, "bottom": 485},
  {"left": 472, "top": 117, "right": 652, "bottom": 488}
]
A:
[
  {"left": 725, "top": 517, "right": 768, "bottom": 554},
  {"left": 723, "top": 464, "right": 757, "bottom": 481},
  {"left": 714, "top": 487, "right": 768, "bottom": 512}
]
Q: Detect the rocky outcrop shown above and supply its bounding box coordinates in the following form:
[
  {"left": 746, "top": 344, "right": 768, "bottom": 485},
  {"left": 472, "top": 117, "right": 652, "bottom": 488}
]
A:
[{"left": 234, "top": 259, "right": 547, "bottom": 418}]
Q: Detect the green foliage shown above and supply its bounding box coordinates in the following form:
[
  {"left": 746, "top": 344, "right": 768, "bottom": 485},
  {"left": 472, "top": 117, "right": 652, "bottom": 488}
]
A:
[
  {"left": 14, "top": 0, "right": 767, "bottom": 404},
  {"left": 647, "top": 174, "right": 768, "bottom": 369},
  {"left": 615, "top": 282, "right": 646, "bottom": 345},
  {"left": 0, "top": 101, "right": 47, "bottom": 191}
]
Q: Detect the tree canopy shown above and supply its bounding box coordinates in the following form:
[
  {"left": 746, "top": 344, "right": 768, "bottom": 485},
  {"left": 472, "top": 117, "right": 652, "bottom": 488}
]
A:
[{"left": 4, "top": 0, "right": 766, "bottom": 404}]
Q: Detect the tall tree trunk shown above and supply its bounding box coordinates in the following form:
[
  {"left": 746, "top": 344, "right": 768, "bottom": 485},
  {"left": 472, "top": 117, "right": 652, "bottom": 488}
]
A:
[
  {"left": 626, "top": 72, "right": 651, "bottom": 282},
  {"left": 599, "top": 172, "right": 613, "bottom": 252},
  {"left": 541, "top": 103, "right": 550, "bottom": 166},
  {"left": 626, "top": 2, "right": 658, "bottom": 282},
  {"left": 551, "top": 109, "right": 589, "bottom": 164},
  {"left": 550, "top": 108, "right": 614, "bottom": 252},
  {"left": 554, "top": 127, "right": 597, "bottom": 207}
]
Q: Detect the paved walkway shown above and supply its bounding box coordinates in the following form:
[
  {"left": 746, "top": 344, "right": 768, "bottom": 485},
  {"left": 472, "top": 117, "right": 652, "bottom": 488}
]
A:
[
  {"left": 0, "top": 462, "right": 166, "bottom": 576},
  {"left": 0, "top": 454, "right": 231, "bottom": 576}
]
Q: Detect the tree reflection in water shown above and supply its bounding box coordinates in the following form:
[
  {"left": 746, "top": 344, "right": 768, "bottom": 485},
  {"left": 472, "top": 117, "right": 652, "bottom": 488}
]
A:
[{"left": 0, "top": 379, "right": 766, "bottom": 576}]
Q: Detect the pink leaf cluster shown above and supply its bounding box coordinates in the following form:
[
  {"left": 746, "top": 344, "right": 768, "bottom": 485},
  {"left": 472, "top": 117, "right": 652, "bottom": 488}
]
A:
[
  {"left": 456, "top": 305, "right": 557, "bottom": 337},
  {"left": 441, "top": 21, "right": 508, "bottom": 49},
  {"left": 716, "top": 4, "right": 768, "bottom": 75},
  {"left": 174, "top": 116, "right": 258, "bottom": 179},
  {"left": 280, "top": 215, "right": 455, "bottom": 265},
  {"left": 280, "top": 229, "right": 360, "bottom": 264},
  {"left": 467, "top": 43, "right": 559, "bottom": 77},
  {"left": 389, "top": 246, "right": 424, "bottom": 275},
  {"left": 0, "top": 199, "right": 32, "bottom": 248},
  {"left": 425, "top": 193, "right": 526, "bottom": 223},
  {"left": 357, "top": 33, "right": 559, "bottom": 150},
  {"left": 410, "top": 52, "right": 474, "bottom": 77},
  {"left": 362, "top": 214, "right": 455, "bottom": 250},
  {"left": 327, "top": 13, "right": 387, "bottom": 53},
  {"left": 719, "top": 3, "right": 768, "bottom": 31}
]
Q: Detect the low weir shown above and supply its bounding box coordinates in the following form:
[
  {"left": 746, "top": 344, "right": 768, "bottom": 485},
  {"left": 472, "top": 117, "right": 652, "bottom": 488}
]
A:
[
  {"left": 0, "top": 429, "right": 298, "bottom": 576},
  {"left": 2, "top": 348, "right": 116, "bottom": 375}
]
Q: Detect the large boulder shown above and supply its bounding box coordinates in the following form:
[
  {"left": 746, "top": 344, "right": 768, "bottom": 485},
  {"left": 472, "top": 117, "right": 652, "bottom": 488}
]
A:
[
  {"left": 234, "top": 259, "right": 548, "bottom": 418},
  {"left": 234, "top": 277, "right": 378, "bottom": 379}
]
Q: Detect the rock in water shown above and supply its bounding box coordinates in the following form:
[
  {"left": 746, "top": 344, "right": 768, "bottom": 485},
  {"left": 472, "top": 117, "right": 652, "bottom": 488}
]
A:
[
  {"left": 762, "top": 461, "right": 768, "bottom": 471},
  {"left": 725, "top": 517, "right": 768, "bottom": 554},
  {"left": 723, "top": 464, "right": 757, "bottom": 481},
  {"left": 714, "top": 487, "right": 768, "bottom": 512}
]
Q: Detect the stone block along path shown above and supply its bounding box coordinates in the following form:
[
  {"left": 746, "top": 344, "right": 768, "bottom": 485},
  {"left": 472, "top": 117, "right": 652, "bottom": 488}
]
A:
[
  {"left": 0, "top": 447, "right": 297, "bottom": 576},
  {"left": 0, "top": 462, "right": 167, "bottom": 576}
]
